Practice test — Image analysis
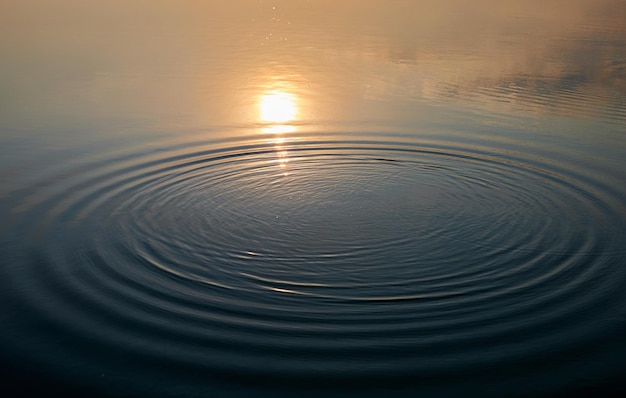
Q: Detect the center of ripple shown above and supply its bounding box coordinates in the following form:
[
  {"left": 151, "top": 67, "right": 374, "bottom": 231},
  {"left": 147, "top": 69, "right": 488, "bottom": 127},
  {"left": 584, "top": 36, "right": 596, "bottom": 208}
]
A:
[{"left": 115, "top": 148, "right": 560, "bottom": 302}]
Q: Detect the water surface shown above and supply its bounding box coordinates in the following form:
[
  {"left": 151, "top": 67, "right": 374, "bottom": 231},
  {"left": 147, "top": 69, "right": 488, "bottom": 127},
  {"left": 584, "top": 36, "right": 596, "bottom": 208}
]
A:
[{"left": 1, "top": 1, "right": 626, "bottom": 397}]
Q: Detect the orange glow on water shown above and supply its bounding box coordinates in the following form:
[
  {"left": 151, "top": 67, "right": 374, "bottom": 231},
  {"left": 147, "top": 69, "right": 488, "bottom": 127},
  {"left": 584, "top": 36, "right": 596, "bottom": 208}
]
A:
[{"left": 259, "top": 91, "right": 297, "bottom": 124}]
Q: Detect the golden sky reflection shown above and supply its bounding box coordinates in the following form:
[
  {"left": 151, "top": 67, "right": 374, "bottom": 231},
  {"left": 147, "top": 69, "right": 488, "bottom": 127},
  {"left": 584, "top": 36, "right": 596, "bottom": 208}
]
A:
[{"left": 1, "top": 0, "right": 624, "bottom": 133}]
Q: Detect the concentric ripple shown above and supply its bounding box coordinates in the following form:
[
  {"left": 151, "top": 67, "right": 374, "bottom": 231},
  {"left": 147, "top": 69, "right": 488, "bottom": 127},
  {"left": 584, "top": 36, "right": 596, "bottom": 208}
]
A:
[{"left": 1, "top": 130, "right": 626, "bottom": 396}]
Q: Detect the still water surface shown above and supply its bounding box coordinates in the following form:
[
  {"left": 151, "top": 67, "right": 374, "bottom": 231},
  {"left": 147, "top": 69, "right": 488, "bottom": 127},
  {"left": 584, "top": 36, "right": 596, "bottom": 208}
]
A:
[{"left": 1, "top": 1, "right": 626, "bottom": 397}]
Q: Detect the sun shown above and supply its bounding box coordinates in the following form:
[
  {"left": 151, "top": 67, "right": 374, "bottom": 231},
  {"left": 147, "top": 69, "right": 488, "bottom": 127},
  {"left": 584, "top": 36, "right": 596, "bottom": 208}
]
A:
[{"left": 259, "top": 91, "right": 297, "bottom": 123}]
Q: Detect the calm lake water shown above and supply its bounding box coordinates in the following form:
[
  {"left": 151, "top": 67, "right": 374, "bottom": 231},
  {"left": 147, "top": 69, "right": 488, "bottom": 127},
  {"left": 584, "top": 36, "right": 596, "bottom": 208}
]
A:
[{"left": 1, "top": 1, "right": 626, "bottom": 397}]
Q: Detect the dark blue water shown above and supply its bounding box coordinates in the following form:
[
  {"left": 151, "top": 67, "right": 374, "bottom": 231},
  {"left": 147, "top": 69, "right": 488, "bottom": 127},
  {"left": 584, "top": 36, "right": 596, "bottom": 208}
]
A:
[{"left": 1, "top": 1, "right": 626, "bottom": 397}]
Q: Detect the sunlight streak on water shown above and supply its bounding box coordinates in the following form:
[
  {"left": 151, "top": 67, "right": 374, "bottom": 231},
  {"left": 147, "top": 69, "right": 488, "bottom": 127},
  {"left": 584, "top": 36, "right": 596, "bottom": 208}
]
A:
[{"left": 257, "top": 86, "right": 300, "bottom": 174}]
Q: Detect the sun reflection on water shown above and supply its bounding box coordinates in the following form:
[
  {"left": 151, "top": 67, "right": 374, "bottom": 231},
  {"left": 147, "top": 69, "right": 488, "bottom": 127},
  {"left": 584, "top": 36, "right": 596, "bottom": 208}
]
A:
[
  {"left": 259, "top": 90, "right": 297, "bottom": 124},
  {"left": 258, "top": 88, "right": 299, "bottom": 175}
]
